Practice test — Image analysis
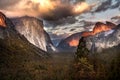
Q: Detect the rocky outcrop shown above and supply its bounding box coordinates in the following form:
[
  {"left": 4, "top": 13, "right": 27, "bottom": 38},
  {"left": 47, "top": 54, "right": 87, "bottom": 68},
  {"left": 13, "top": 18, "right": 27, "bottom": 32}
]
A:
[
  {"left": 11, "top": 16, "right": 57, "bottom": 52},
  {"left": 80, "top": 22, "right": 120, "bottom": 53},
  {"left": 82, "top": 22, "right": 116, "bottom": 37},
  {"left": 0, "top": 12, "right": 48, "bottom": 80},
  {"left": 58, "top": 21, "right": 119, "bottom": 53},
  {"left": 57, "top": 32, "right": 82, "bottom": 52},
  {"left": 0, "top": 12, "right": 48, "bottom": 57},
  {"left": 0, "top": 12, "right": 6, "bottom": 27}
]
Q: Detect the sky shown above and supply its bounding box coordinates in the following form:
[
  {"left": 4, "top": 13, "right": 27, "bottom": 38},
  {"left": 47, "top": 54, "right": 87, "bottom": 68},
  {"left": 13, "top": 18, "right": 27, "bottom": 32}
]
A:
[{"left": 0, "top": 0, "right": 120, "bottom": 40}]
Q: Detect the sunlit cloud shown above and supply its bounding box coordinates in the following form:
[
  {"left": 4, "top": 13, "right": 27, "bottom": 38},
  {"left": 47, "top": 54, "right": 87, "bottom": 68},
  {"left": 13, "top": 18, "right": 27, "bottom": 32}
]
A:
[{"left": 0, "top": 0, "right": 94, "bottom": 20}]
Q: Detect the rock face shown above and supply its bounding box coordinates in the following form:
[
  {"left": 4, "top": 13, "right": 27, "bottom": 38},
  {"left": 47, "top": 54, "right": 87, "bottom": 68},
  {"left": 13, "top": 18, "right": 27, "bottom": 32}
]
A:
[
  {"left": 82, "top": 22, "right": 116, "bottom": 37},
  {"left": 0, "top": 12, "right": 47, "bottom": 57},
  {"left": 0, "top": 12, "right": 49, "bottom": 79},
  {"left": 0, "top": 12, "right": 6, "bottom": 27},
  {"left": 57, "top": 32, "right": 82, "bottom": 52},
  {"left": 58, "top": 21, "right": 120, "bottom": 53},
  {"left": 11, "top": 16, "right": 56, "bottom": 52},
  {"left": 85, "top": 24, "right": 120, "bottom": 53}
]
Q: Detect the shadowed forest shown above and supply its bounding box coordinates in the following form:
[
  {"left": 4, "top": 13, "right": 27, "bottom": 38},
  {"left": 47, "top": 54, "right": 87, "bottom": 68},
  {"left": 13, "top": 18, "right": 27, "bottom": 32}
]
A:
[{"left": 0, "top": 37, "right": 120, "bottom": 80}]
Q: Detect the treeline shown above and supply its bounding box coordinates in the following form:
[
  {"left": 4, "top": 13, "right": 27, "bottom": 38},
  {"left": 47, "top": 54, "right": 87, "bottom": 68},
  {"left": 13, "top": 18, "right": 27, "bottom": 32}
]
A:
[{"left": 70, "top": 37, "right": 120, "bottom": 80}]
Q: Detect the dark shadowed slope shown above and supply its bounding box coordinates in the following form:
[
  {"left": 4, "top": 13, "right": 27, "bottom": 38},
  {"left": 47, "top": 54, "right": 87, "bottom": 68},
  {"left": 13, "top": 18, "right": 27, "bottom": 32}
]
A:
[{"left": 0, "top": 12, "right": 50, "bottom": 80}]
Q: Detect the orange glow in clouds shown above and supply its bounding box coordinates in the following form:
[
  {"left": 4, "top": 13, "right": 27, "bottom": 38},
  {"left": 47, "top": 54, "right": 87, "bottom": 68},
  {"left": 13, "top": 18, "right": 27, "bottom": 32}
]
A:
[
  {"left": 32, "top": 0, "right": 90, "bottom": 15},
  {"left": 1, "top": 0, "right": 94, "bottom": 18},
  {"left": 31, "top": 0, "right": 92, "bottom": 17},
  {"left": 31, "top": 0, "right": 60, "bottom": 15},
  {"left": 72, "top": 2, "right": 90, "bottom": 14}
]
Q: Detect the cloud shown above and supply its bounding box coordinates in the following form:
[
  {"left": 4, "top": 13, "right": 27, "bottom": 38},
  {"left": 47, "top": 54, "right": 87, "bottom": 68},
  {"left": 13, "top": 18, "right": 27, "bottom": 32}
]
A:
[
  {"left": 40, "top": 1, "right": 94, "bottom": 20},
  {"left": 111, "top": 0, "right": 120, "bottom": 9},
  {"left": 94, "top": 0, "right": 120, "bottom": 12},
  {"left": 44, "top": 16, "right": 78, "bottom": 28},
  {"left": 111, "top": 16, "right": 120, "bottom": 20},
  {"left": 0, "top": 0, "right": 94, "bottom": 20},
  {"left": 0, "top": 0, "right": 20, "bottom": 9},
  {"left": 95, "top": 0, "right": 112, "bottom": 12},
  {"left": 0, "top": 0, "right": 41, "bottom": 17},
  {"left": 111, "top": 15, "right": 120, "bottom": 24}
]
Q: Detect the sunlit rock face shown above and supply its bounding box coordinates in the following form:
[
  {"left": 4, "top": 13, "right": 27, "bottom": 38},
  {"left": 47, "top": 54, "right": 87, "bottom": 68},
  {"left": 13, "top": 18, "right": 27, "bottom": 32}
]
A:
[
  {"left": 11, "top": 16, "right": 57, "bottom": 52},
  {"left": 57, "top": 21, "right": 120, "bottom": 52},
  {"left": 0, "top": 11, "right": 47, "bottom": 56},
  {"left": 57, "top": 32, "right": 82, "bottom": 52},
  {"left": 0, "top": 11, "right": 16, "bottom": 39},
  {"left": 81, "top": 22, "right": 116, "bottom": 37},
  {"left": 82, "top": 23, "right": 120, "bottom": 53},
  {"left": 0, "top": 12, "right": 6, "bottom": 27},
  {"left": 85, "top": 29, "right": 116, "bottom": 52}
]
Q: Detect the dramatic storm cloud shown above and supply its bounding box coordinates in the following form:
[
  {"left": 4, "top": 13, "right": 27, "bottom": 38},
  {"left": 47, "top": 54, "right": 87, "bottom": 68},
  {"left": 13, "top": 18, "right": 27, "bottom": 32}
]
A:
[
  {"left": 0, "top": 0, "right": 119, "bottom": 41},
  {"left": 0, "top": 0, "right": 94, "bottom": 20},
  {"left": 94, "top": 0, "right": 120, "bottom": 12},
  {"left": 94, "top": 0, "right": 112, "bottom": 12}
]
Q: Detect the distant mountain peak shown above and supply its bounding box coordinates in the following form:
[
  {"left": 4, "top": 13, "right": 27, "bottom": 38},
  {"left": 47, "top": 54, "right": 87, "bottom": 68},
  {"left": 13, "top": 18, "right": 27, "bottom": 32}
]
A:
[
  {"left": 57, "top": 21, "right": 119, "bottom": 53},
  {"left": 82, "top": 21, "right": 116, "bottom": 37}
]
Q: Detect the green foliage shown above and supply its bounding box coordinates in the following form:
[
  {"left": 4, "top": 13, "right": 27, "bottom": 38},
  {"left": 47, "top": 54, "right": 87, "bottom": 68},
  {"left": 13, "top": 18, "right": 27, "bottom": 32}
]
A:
[
  {"left": 75, "top": 37, "right": 89, "bottom": 59},
  {"left": 107, "top": 53, "right": 120, "bottom": 80},
  {"left": 0, "top": 37, "right": 74, "bottom": 80},
  {"left": 73, "top": 57, "right": 95, "bottom": 80},
  {"left": 73, "top": 37, "right": 120, "bottom": 80},
  {"left": 72, "top": 37, "right": 95, "bottom": 80},
  {"left": 0, "top": 33, "right": 120, "bottom": 80}
]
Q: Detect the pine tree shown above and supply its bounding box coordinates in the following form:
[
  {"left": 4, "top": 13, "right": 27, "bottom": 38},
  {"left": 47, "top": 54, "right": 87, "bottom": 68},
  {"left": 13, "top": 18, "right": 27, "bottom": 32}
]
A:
[
  {"left": 107, "top": 53, "right": 120, "bottom": 80},
  {"left": 75, "top": 37, "right": 89, "bottom": 59},
  {"left": 74, "top": 37, "right": 95, "bottom": 80}
]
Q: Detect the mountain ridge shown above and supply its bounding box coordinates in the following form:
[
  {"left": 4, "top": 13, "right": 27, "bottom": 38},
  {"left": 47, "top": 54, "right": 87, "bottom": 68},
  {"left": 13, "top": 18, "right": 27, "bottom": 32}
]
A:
[
  {"left": 58, "top": 21, "right": 120, "bottom": 52},
  {"left": 0, "top": 11, "right": 48, "bottom": 57},
  {"left": 11, "top": 16, "right": 57, "bottom": 52}
]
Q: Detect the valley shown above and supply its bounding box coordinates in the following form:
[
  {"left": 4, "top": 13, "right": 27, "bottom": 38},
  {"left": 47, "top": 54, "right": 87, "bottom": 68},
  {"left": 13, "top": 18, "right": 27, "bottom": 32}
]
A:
[{"left": 0, "top": 0, "right": 120, "bottom": 79}]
